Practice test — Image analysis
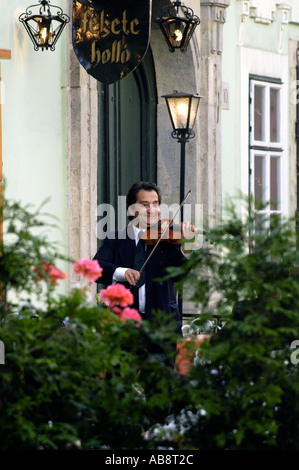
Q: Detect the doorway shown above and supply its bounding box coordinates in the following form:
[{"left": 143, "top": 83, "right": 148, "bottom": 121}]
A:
[{"left": 97, "top": 47, "right": 157, "bottom": 223}]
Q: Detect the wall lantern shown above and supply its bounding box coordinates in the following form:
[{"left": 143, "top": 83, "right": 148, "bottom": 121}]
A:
[
  {"left": 162, "top": 90, "right": 201, "bottom": 143},
  {"left": 19, "top": 0, "right": 70, "bottom": 51},
  {"left": 162, "top": 90, "right": 201, "bottom": 317},
  {"left": 162, "top": 90, "right": 201, "bottom": 217},
  {"left": 155, "top": 1, "right": 200, "bottom": 53}
]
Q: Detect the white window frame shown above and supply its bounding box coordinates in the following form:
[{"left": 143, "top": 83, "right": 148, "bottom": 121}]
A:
[
  {"left": 249, "top": 76, "right": 284, "bottom": 224},
  {"left": 251, "top": 151, "right": 282, "bottom": 212}
]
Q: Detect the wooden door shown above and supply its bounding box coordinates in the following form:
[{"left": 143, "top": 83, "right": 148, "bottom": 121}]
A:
[{"left": 97, "top": 47, "right": 157, "bottom": 223}]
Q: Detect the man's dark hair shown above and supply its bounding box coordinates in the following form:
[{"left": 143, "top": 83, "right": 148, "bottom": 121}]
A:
[{"left": 126, "top": 181, "right": 162, "bottom": 210}]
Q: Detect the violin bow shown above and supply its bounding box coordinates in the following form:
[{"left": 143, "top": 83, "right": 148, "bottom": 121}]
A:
[{"left": 138, "top": 189, "right": 191, "bottom": 277}]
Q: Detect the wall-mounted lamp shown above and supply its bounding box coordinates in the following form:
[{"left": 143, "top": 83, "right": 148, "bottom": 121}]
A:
[
  {"left": 162, "top": 90, "right": 200, "bottom": 219},
  {"left": 155, "top": 1, "right": 200, "bottom": 53},
  {"left": 162, "top": 90, "right": 201, "bottom": 143},
  {"left": 19, "top": 0, "right": 70, "bottom": 51},
  {"left": 162, "top": 90, "right": 201, "bottom": 317}
]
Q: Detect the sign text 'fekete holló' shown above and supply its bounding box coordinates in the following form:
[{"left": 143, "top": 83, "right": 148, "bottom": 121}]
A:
[{"left": 72, "top": 0, "right": 151, "bottom": 84}]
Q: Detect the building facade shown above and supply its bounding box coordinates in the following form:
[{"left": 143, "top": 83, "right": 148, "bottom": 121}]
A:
[
  {"left": 222, "top": 1, "right": 299, "bottom": 225},
  {"left": 1, "top": 1, "right": 299, "bottom": 311}
]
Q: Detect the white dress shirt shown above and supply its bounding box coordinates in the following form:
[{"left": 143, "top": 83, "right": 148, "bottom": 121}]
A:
[
  {"left": 112, "top": 224, "right": 146, "bottom": 313},
  {"left": 112, "top": 224, "right": 190, "bottom": 314}
]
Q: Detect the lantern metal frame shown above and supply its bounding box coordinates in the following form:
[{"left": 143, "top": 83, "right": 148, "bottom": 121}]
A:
[
  {"left": 155, "top": 1, "right": 200, "bottom": 53},
  {"left": 19, "top": 0, "right": 70, "bottom": 51}
]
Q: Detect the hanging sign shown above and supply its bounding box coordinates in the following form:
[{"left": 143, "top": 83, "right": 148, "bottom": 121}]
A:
[{"left": 72, "top": 0, "right": 151, "bottom": 84}]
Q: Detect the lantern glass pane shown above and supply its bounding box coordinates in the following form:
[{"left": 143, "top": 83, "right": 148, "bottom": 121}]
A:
[
  {"left": 167, "top": 96, "right": 191, "bottom": 130},
  {"left": 189, "top": 96, "right": 200, "bottom": 129},
  {"left": 184, "top": 22, "right": 197, "bottom": 47},
  {"left": 27, "top": 16, "right": 52, "bottom": 47},
  {"left": 162, "top": 18, "right": 188, "bottom": 49}
]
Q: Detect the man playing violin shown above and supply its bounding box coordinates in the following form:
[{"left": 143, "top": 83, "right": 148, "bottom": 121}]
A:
[{"left": 93, "top": 181, "right": 196, "bottom": 334}]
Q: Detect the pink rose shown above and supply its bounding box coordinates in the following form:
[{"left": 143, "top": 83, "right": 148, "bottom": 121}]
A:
[
  {"left": 99, "top": 284, "right": 134, "bottom": 308},
  {"left": 119, "top": 307, "right": 142, "bottom": 327},
  {"left": 33, "top": 262, "right": 67, "bottom": 286},
  {"left": 73, "top": 258, "right": 103, "bottom": 283}
]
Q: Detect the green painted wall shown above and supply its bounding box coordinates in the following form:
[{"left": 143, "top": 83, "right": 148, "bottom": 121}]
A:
[
  {"left": 1, "top": 0, "right": 69, "bottom": 285},
  {"left": 221, "top": 0, "right": 240, "bottom": 205}
]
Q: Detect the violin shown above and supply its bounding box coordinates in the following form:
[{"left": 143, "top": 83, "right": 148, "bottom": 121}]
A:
[
  {"left": 133, "top": 190, "right": 193, "bottom": 278},
  {"left": 140, "top": 219, "right": 196, "bottom": 245}
]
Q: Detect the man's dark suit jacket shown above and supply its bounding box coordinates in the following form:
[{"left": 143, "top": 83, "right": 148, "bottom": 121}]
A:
[{"left": 93, "top": 224, "right": 185, "bottom": 333}]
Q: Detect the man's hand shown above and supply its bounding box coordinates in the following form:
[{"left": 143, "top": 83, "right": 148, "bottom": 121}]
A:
[
  {"left": 181, "top": 221, "right": 197, "bottom": 253},
  {"left": 125, "top": 268, "right": 141, "bottom": 286}
]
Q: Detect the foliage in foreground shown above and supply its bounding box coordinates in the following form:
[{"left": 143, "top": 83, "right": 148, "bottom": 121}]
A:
[
  {"left": 1, "top": 194, "right": 299, "bottom": 450},
  {"left": 165, "top": 200, "right": 299, "bottom": 449}
]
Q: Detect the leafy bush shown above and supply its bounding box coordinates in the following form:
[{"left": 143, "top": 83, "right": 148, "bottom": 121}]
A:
[
  {"left": 0, "top": 289, "right": 184, "bottom": 450},
  {"left": 151, "top": 199, "right": 299, "bottom": 449},
  {"left": 0, "top": 193, "right": 182, "bottom": 450},
  {"left": 1, "top": 194, "right": 299, "bottom": 450}
]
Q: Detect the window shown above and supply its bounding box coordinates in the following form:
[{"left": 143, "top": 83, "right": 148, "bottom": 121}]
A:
[{"left": 249, "top": 77, "right": 283, "bottom": 228}]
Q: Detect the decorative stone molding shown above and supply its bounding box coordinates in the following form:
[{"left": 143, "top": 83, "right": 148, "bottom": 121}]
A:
[
  {"left": 201, "top": 1, "right": 230, "bottom": 54},
  {"left": 200, "top": 0, "right": 230, "bottom": 6},
  {"left": 237, "top": 2, "right": 290, "bottom": 50},
  {"left": 248, "top": 1, "right": 290, "bottom": 26},
  {"left": 237, "top": 1, "right": 249, "bottom": 45},
  {"left": 211, "top": 6, "right": 227, "bottom": 54},
  {"left": 277, "top": 4, "right": 290, "bottom": 25},
  {"left": 249, "top": 7, "right": 274, "bottom": 25},
  {"left": 199, "top": 0, "right": 230, "bottom": 225},
  {"left": 276, "top": 4, "right": 290, "bottom": 52}
]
